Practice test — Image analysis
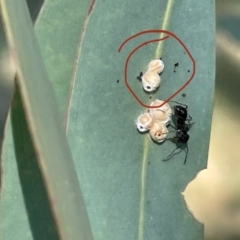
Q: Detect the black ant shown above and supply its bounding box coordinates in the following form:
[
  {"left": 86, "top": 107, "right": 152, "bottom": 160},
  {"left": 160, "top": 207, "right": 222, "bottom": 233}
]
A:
[{"left": 162, "top": 101, "right": 193, "bottom": 164}]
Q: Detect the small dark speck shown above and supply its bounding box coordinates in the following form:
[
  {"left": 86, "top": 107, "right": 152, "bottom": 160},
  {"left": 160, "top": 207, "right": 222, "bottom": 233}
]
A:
[
  {"left": 182, "top": 93, "right": 186, "bottom": 97},
  {"left": 174, "top": 62, "right": 179, "bottom": 67},
  {"left": 160, "top": 57, "right": 162, "bottom": 60},
  {"left": 173, "top": 70, "right": 176, "bottom": 73},
  {"left": 149, "top": 96, "right": 152, "bottom": 99},
  {"left": 148, "top": 161, "right": 150, "bottom": 164},
  {"left": 117, "top": 80, "right": 119, "bottom": 83},
  {"left": 137, "top": 72, "right": 143, "bottom": 81},
  {"left": 188, "top": 70, "right": 190, "bottom": 73},
  {"left": 183, "top": 52, "right": 186, "bottom": 54}
]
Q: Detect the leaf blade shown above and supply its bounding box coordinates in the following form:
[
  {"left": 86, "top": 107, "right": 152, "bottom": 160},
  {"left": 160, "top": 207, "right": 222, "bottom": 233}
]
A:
[
  {"left": 66, "top": 0, "right": 215, "bottom": 239},
  {"left": 0, "top": 0, "right": 93, "bottom": 239},
  {"left": 35, "top": 0, "right": 93, "bottom": 118}
]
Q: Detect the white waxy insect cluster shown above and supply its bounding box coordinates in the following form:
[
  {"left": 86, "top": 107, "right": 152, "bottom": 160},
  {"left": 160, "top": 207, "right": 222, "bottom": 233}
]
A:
[
  {"left": 135, "top": 59, "right": 172, "bottom": 142},
  {"left": 141, "top": 59, "right": 164, "bottom": 92},
  {"left": 135, "top": 99, "right": 172, "bottom": 143}
]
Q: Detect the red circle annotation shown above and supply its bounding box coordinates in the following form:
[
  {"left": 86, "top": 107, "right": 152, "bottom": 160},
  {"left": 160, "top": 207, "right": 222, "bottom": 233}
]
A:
[{"left": 118, "top": 30, "right": 196, "bottom": 109}]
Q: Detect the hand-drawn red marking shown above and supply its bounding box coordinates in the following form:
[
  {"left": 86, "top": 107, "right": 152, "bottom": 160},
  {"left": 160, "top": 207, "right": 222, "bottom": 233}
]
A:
[
  {"left": 88, "top": 0, "right": 96, "bottom": 15},
  {"left": 118, "top": 30, "right": 196, "bottom": 108}
]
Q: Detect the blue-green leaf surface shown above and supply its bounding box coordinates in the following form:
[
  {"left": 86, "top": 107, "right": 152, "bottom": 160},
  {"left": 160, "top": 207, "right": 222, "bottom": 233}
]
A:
[
  {"left": 66, "top": 0, "right": 215, "bottom": 239},
  {"left": 35, "top": 0, "right": 92, "bottom": 118},
  {"left": 1, "top": 0, "right": 215, "bottom": 239},
  {"left": 1, "top": 0, "right": 93, "bottom": 239}
]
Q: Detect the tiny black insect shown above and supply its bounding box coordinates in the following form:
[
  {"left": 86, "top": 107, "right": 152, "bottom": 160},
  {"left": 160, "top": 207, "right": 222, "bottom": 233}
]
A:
[
  {"left": 162, "top": 101, "right": 193, "bottom": 164},
  {"left": 137, "top": 72, "right": 143, "bottom": 81}
]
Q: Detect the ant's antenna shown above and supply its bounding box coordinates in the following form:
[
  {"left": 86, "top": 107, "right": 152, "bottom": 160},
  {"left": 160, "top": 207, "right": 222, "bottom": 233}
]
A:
[{"left": 168, "top": 100, "right": 188, "bottom": 108}]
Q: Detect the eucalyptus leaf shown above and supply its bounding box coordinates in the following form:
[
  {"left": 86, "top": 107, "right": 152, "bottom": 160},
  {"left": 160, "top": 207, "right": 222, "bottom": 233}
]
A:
[
  {"left": 1, "top": 0, "right": 215, "bottom": 239},
  {"left": 66, "top": 0, "right": 215, "bottom": 239},
  {"left": 1, "top": 87, "right": 60, "bottom": 240},
  {"left": 35, "top": 0, "right": 92, "bottom": 118},
  {"left": 0, "top": 17, "right": 15, "bottom": 155},
  {"left": 26, "top": 0, "right": 44, "bottom": 22},
  {"left": 0, "top": 0, "right": 93, "bottom": 239}
]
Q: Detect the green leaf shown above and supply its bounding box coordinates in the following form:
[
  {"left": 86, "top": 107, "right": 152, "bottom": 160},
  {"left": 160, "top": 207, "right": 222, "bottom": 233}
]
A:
[
  {"left": 2, "top": 87, "right": 61, "bottom": 240},
  {"left": 65, "top": 0, "right": 215, "bottom": 240},
  {"left": 26, "top": 0, "right": 44, "bottom": 22},
  {"left": 0, "top": 0, "right": 93, "bottom": 239},
  {"left": 1, "top": 0, "right": 215, "bottom": 240},
  {"left": 0, "top": 19, "right": 15, "bottom": 154},
  {"left": 34, "top": 0, "right": 92, "bottom": 118}
]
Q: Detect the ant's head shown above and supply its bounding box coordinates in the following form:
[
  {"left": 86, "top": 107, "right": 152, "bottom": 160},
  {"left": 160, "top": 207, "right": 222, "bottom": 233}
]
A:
[{"left": 174, "top": 105, "right": 188, "bottom": 120}]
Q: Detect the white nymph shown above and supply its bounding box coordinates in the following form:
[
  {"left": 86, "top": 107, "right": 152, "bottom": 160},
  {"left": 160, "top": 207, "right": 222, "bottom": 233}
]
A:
[
  {"left": 149, "top": 99, "right": 172, "bottom": 125},
  {"left": 141, "top": 71, "right": 161, "bottom": 92},
  {"left": 135, "top": 112, "right": 154, "bottom": 132},
  {"left": 148, "top": 59, "right": 164, "bottom": 74},
  {"left": 140, "top": 59, "right": 164, "bottom": 92},
  {"left": 149, "top": 122, "right": 168, "bottom": 143}
]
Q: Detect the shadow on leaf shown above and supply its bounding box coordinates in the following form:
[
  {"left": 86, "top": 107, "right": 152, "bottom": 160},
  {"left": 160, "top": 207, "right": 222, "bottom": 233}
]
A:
[{"left": 11, "top": 83, "right": 60, "bottom": 240}]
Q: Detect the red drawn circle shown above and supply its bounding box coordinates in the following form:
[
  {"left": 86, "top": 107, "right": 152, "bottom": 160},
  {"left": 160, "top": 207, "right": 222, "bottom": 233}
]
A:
[{"left": 118, "top": 30, "right": 196, "bottom": 108}]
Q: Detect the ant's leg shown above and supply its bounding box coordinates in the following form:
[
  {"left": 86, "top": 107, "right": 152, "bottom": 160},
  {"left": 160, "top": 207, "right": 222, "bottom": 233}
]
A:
[
  {"left": 186, "top": 113, "right": 194, "bottom": 125},
  {"left": 183, "top": 145, "right": 189, "bottom": 164},
  {"left": 187, "top": 113, "right": 192, "bottom": 121},
  {"left": 166, "top": 135, "right": 179, "bottom": 141},
  {"left": 185, "top": 121, "right": 195, "bottom": 130},
  {"left": 168, "top": 123, "right": 177, "bottom": 130},
  {"left": 162, "top": 144, "right": 183, "bottom": 162}
]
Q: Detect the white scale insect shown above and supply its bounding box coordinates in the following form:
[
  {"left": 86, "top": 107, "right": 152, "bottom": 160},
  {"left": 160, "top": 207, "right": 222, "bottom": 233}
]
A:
[
  {"left": 135, "top": 99, "right": 172, "bottom": 143},
  {"left": 138, "top": 59, "right": 164, "bottom": 92},
  {"left": 135, "top": 59, "right": 192, "bottom": 163}
]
